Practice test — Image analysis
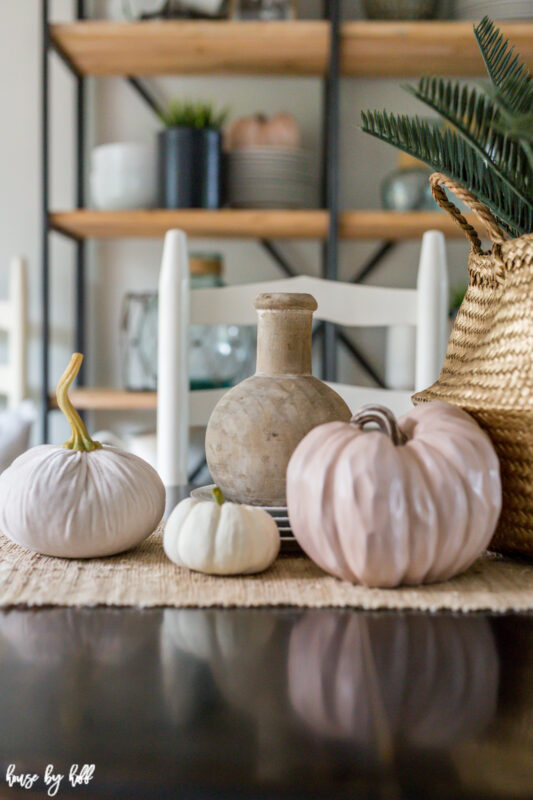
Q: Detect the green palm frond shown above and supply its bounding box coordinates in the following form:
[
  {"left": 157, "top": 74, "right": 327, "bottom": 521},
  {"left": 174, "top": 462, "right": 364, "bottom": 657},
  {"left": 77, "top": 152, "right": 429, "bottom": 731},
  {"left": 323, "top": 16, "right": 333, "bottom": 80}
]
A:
[
  {"left": 360, "top": 16, "right": 533, "bottom": 237},
  {"left": 360, "top": 110, "right": 533, "bottom": 237},
  {"left": 403, "top": 75, "right": 532, "bottom": 208},
  {"left": 474, "top": 16, "right": 533, "bottom": 114}
]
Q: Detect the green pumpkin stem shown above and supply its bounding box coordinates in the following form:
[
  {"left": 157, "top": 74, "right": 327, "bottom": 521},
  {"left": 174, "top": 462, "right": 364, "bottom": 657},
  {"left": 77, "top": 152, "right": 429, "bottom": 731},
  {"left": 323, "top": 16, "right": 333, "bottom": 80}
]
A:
[
  {"left": 57, "top": 353, "right": 102, "bottom": 452},
  {"left": 211, "top": 487, "right": 226, "bottom": 506}
]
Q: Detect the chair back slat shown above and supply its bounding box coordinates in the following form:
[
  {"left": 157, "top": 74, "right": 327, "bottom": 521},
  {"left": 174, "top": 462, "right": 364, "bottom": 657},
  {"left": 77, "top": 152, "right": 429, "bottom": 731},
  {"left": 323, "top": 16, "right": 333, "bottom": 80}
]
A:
[
  {"left": 0, "top": 257, "right": 26, "bottom": 408},
  {"left": 189, "top": 388, "right": 228, "bottom": 427},
  {"left": 190, "top": 275, "right": 418, "bottom": 327},
  {"left": 327, "top": 384, "right": 413, "bottom": 418},
  {"left": 185, "top": 385, "right": 416, "bottom": 427}
]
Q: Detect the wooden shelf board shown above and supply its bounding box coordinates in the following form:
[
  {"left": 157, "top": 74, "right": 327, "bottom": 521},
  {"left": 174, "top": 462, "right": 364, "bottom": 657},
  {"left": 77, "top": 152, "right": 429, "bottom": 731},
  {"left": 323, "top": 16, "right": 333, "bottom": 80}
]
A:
[
  {"left": 340, "top": 210, "right": 477, "bottom": 240},
  {"left": 51, "top": 20, "right": 328, "bottom": 76},
  {"left": 50, "top": 209, "right": 329, "bottom": 239},
  {"left": 50, "top": 208, "right": 477, "bottom": 240},
  {"left": 49, "top": 388, "right": 157, "bottom": 411},
  {"left": 51, "top": 20, "right": 533, "bottom": 78},
  {"left": 341, "top": 21, "right": 533, "bottom": 77}
]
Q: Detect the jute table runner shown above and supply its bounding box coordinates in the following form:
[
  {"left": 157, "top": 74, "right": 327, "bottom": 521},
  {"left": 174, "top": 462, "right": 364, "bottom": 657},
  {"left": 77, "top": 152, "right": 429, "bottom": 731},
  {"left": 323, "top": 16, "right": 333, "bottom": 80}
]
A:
[{"left": 1, "top": 528, "right": 533, "bottom": 612}]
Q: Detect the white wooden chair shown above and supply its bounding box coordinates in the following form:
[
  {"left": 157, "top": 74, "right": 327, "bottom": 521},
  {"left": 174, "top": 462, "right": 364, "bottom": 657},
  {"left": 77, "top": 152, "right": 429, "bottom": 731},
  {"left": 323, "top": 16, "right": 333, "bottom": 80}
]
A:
[
  {"left": 0, "top": 257, "right": 33, "bottom": 473},
  {"left": 157, "top": 231, "right": 448, "bottom": 487},
  {"left": 0, "top": 257, "right": 26, "bottom": 408}
]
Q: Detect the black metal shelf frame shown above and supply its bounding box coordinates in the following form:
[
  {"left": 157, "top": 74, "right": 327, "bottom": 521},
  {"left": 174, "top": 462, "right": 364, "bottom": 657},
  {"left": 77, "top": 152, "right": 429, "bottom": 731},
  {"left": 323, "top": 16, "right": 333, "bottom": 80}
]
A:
[
  {"left": 42, "top": 0, "right": 86, "bottom": 441},
  {"left": 41, "top": 0, "right": 390, "bottom": 443}
]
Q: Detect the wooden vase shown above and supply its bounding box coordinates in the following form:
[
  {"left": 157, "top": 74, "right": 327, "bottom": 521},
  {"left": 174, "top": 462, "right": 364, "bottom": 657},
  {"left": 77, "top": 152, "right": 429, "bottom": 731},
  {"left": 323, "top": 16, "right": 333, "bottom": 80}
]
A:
[{"left": 205, "top": 292, "right": 351, "bottom": 506}]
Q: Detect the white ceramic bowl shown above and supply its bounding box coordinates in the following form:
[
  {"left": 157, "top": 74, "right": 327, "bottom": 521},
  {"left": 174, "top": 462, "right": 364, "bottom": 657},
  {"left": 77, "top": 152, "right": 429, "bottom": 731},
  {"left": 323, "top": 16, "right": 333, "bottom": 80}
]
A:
[
  {"left": 90, "top": 142, "right": 157, "bottom": 209},
  {"left": 91, "top": 169, "right": 157, "bottom": 209},
  {"left": 91, "top": 142, "right": 155, "bottom": 172}
]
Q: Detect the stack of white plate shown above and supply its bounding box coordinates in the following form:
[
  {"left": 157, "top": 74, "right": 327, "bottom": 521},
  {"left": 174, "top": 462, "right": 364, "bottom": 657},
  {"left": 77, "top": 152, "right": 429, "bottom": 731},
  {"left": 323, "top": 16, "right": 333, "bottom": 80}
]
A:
[
  {"left": 454, "top": 0, "right": 533, "bottom": 18},
  {"left": 227, "top": 147, "right": 316, "bottom": 209},
  {"left": 190, "top": 485, "right": 302, "bottom": 554}
]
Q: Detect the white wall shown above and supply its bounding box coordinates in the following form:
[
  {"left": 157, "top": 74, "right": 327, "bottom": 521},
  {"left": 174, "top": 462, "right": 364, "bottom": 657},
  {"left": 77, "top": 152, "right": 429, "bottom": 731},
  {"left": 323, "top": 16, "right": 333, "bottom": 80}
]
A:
[
  {"left": 0, "top": 0, "right": 79, "bottom": 444},
  {"left": 0, "top": 0, "right": 470, "bottom": 445}
]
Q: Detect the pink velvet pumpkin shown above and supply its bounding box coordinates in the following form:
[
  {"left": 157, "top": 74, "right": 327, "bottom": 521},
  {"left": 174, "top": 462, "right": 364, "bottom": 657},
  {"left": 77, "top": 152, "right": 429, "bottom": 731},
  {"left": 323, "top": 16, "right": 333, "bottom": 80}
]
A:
[{"left": 286, "top": 401, "right": 502, "bottom": 587}]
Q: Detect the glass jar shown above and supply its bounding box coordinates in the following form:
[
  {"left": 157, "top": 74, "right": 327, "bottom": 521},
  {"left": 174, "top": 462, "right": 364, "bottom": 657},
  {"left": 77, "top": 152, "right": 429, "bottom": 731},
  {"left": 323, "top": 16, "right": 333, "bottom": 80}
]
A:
[
  {"left": 381, "top": 153, "right": 436, "bottom": 211},
  {"left": 230, "top": 0, "right": 295, "bottom": 20},
  {"left": 119, "top": 1, "right": 228, "bottom": 19},
  {"left": 381, "top": 167, "right": 436, "bottom": 211},
  {"left": 381, "top": 151, "right": 469, "bottom": 213},
  {"left": 120, "top": 253, "right": 255, "bottom": 392}
]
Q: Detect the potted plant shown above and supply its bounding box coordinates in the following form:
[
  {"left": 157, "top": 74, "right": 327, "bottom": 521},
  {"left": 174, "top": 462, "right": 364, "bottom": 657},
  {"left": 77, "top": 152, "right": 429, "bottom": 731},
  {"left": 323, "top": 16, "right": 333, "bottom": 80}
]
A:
[
  {"left": 157, "top": 100, "right": 228, "bottom": 209},
  {"left": 360, "top": 16, "right": 533, "bottom": 237}
]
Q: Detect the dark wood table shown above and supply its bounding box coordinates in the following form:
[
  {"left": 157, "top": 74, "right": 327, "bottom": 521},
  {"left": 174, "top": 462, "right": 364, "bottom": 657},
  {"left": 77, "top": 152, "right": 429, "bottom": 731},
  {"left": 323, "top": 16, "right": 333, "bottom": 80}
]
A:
[{"left": 0, "top": 488, "right": 531, "bottom": 799}]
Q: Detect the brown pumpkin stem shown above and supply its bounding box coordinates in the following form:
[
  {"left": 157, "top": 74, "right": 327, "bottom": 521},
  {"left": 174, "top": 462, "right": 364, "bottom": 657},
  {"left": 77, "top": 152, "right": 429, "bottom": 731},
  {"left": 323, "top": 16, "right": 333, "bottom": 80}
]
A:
[
  {"left": 350, "top": 405, "right": 408, "bottom": 447},
  {"left": 57, "top": 353, "right": 102, "bottom": 452}
]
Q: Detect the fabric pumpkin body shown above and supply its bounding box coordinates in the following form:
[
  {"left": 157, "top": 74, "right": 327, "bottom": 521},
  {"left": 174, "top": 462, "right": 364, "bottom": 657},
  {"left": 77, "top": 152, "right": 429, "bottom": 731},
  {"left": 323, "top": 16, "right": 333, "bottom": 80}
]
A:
[
  {"left": 286, "top": 402, "right": 501, "bottom": 588},
  {"left": 0, "top": 353, "right": 165, "bottom": 559},
  {"left": 413, "top": 174, "right": 533, "bottom": 557},
  {"left": 0, "top": 445, "right": 165, "bottom": 558}
]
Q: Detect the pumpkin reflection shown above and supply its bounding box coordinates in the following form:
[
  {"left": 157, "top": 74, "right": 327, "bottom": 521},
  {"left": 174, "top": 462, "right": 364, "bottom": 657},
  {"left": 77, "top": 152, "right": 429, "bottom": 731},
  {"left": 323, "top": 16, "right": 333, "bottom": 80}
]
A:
[
  {"left": 161, "top": 607, "right": 276, "bottom": 664},
  {"left": 160, "top": 609, "right": 290, "bottom": 782},
  {"left": 0, "top": 608, "right": 151, "bottom": 666},
  {"left": 0, "top": 609, "right": 162, "bottom": 763},
  {"left": 288, "top": 613, "right": 499, "bottom": 747},
  {"left": 160, "top": 608, "right": 277, "bottom": 716}
]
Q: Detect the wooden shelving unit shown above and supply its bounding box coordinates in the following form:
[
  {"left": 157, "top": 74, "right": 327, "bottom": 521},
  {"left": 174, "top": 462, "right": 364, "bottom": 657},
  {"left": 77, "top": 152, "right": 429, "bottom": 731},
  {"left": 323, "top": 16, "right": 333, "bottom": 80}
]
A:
[
  {"left": 50, "top": 209, "right": 476, "bottom": 241},
  {"left": 340, "top": 210, "right": 476, "bottom": 240},
  {"left": 49, "top": 209, "right": 329, "bottom": 240},
  {"left": 44, "top": 13, "right": 533, "bottom": 424},
  {"left": 342, "top": 21, "right": 533, "bottom": 76},
  {"left": 51, "top": 20, "right": 328, "bottom": 75},
  {"left": 51, "top": 20, "right": 533, "bottom": 77}
]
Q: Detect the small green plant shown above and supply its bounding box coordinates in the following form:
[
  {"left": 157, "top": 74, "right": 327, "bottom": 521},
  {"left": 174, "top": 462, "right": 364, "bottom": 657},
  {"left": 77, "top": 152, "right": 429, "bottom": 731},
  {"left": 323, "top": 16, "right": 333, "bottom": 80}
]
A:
[
  {"left": 159, "top": 99, "right": 228, "bottom": 130},
  {"left": 361, "top": 17, "right": 533, "bottom": 237}
]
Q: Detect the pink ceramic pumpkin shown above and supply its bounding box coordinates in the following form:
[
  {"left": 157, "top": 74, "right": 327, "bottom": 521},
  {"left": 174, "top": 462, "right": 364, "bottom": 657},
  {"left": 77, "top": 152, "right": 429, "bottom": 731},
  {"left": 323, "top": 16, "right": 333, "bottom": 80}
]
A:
[{"left": 286, "top": 402, "right": 502, "bottom": 587}]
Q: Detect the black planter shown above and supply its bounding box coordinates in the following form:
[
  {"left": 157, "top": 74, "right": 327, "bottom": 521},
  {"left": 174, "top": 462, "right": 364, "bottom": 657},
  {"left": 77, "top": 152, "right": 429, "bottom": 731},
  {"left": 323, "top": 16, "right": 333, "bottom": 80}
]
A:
[{"left": 157, "top": 127, "right": 223, "bottom": 209}]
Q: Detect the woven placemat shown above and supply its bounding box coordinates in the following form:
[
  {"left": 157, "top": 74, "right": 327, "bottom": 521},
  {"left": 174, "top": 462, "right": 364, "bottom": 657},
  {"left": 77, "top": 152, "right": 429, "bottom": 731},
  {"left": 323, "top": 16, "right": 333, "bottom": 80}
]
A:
[{"left": 1, "top": 528, "right": 533, "bottom": 611}]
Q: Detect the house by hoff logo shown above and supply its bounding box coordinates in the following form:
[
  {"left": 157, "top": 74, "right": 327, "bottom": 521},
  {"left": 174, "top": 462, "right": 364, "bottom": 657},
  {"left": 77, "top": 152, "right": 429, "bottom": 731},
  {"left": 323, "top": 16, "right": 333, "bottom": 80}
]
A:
[{"left": 5, "top": 764, "right": 95, "bottom": 796}]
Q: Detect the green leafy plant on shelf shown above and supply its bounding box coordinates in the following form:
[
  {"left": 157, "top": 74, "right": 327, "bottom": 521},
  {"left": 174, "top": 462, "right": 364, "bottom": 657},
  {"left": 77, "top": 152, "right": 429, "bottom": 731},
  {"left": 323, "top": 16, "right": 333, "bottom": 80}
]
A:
[
  {"left": 159, "top": 99, "right": 229, "bottom": 131},
  {"left": 361, "top": 16, "right": 533, "bottom": 238}
]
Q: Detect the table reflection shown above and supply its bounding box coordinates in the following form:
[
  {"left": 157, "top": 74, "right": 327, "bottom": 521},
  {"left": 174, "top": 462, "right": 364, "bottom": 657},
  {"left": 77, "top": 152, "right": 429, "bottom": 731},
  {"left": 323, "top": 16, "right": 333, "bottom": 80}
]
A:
[{"left": 0, "top": 607, "right": 530, "bottom": 799}]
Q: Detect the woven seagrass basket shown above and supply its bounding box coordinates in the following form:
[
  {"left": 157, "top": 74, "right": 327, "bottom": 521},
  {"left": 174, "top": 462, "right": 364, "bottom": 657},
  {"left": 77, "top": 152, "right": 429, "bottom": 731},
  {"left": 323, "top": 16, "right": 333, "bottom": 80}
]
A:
[{"left": 413, "top": 173, "right": 533, "bottom": 558}]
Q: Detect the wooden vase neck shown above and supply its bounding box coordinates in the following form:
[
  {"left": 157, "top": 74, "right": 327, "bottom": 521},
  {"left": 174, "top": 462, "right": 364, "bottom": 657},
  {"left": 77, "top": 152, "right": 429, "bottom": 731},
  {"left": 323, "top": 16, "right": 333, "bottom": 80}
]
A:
[{"left": 254, "top": 293, "right": 317, "bottom": 376}]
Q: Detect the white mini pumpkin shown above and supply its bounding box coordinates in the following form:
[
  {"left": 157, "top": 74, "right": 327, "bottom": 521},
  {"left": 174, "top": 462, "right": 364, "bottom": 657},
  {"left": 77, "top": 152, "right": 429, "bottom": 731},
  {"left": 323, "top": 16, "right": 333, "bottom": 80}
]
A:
[
  {"left": 0, "top": 354, "right": 165, "bottom": 558},
  {"left": 164, "top": 488, "right": 280, "bottom": 575}
]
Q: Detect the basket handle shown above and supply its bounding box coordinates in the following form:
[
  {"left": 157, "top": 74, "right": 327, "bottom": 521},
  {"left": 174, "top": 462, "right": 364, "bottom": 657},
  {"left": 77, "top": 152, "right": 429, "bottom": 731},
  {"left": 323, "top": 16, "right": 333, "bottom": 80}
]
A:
[{"left": 429, "top": 173, "right": 507, "bottom": 253}]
